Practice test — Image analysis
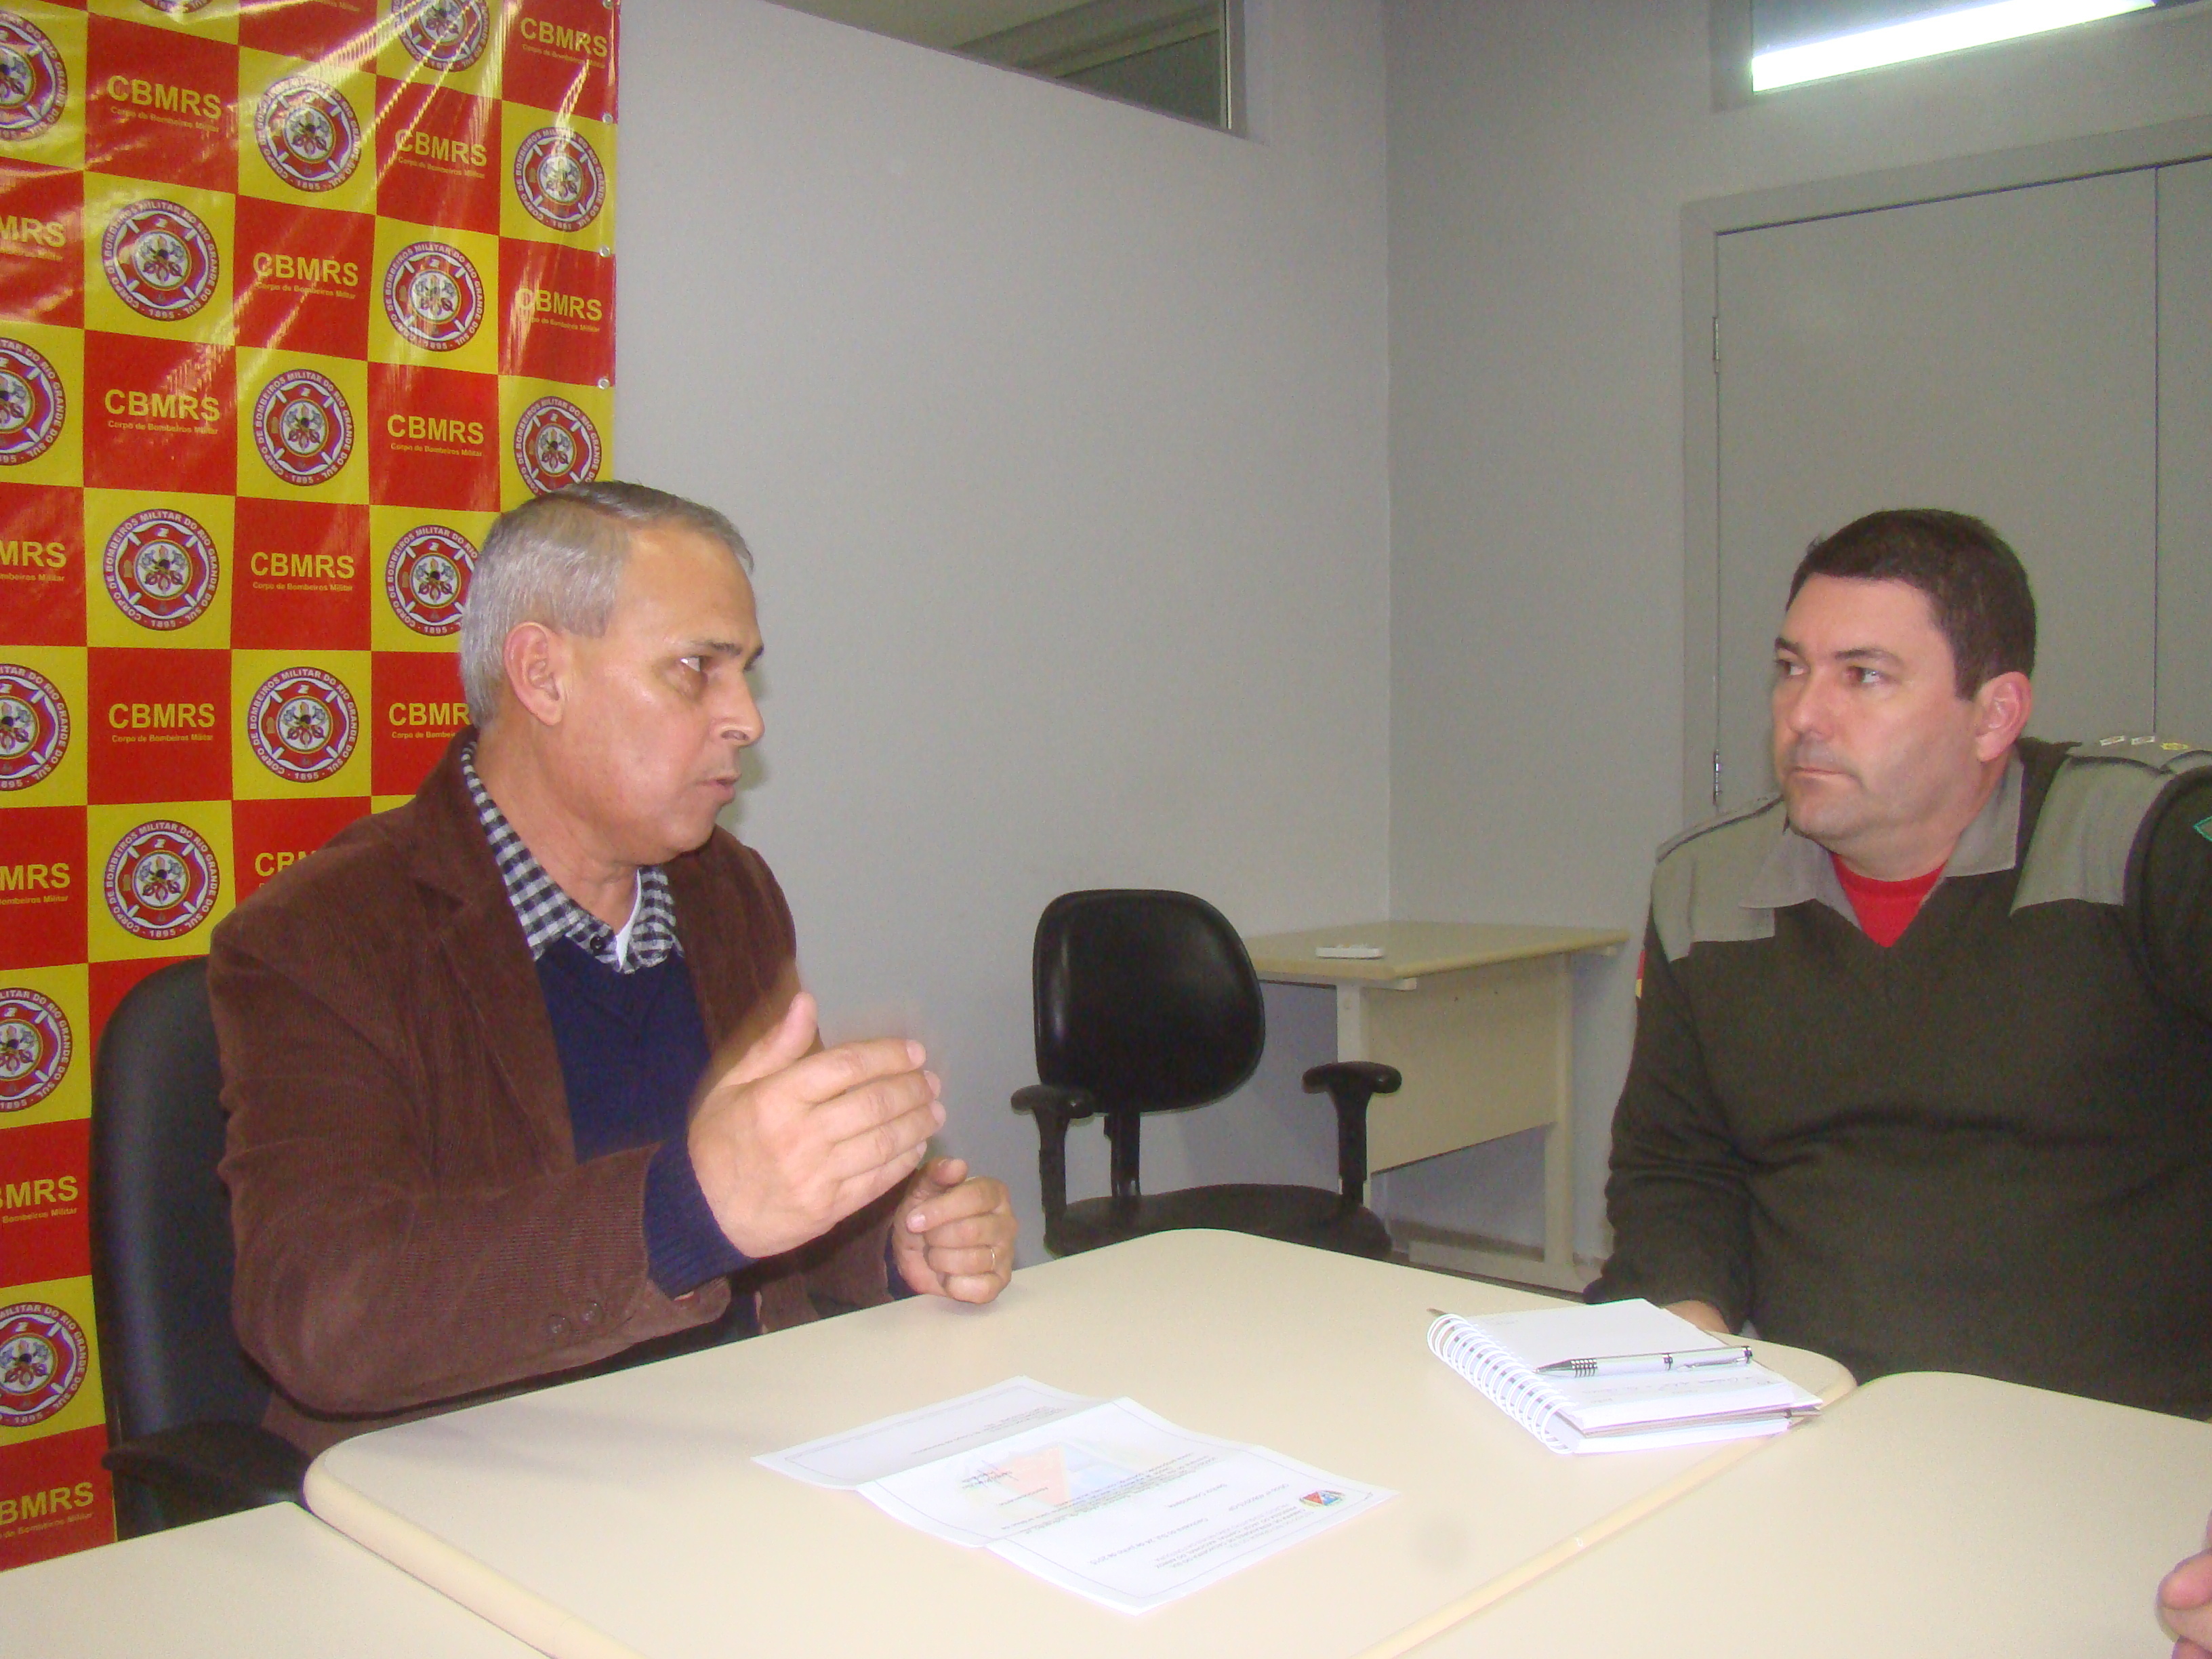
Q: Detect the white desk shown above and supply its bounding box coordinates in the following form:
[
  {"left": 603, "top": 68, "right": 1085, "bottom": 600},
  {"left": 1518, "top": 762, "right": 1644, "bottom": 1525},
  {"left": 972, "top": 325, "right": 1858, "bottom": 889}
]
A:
[
  {"left": 1419, "top": 1370, "right": 2212, "bottom": 1658},
  {"left": 305, "top": 1231, "right": 1849, "bottom": 1659},
  {"left": 0, "top": 1500, "right": 537, "bottom": 1658},
  {"left": 1244, "top": 922, "right": 1629, "bottom": 1292}
]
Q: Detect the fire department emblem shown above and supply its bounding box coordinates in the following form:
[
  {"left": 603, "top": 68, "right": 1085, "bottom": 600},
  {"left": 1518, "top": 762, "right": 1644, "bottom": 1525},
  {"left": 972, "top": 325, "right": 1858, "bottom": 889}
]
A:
[
  {"left": 246, "top": 665, "right": 357, "bottom": 783},
  {"left": 384, "top": 241, "right": 485, "bottom": 352},
  {"left": 103, "top": 507, "right": 219, "bottom": 632},
  {"left": 0, "top": 14, "right": 66, "bottom": 142},
  {"left": 513, "top": 127, "right": 607, "bottom": 234},
  {"left": 101, "top": 199, "right": 221, "bottom": 325},
  {"left": 0, "top": 335, "right": 64, "bottom": 466},
  {"left": 512, "top": 395, "right": 600, "bottom": 496},
  {"left": 0, "top": 1303, "right": 86, "bottom": 1427},
  {"left": 255, "top": 74, "right": 363, "bottom": 194},
  {"left": 253, "top": 368, "right": 354, "bottom": 487},
  {"left": 0, "top": 987, "right": 70, "bottom": 1111},
  {"left": 398, "top": 0, "right": 489, "bottom": 73},
  {"left": 0, "top": 662, "right": 67, "bottom": 790},
  {"left": 386, "top": 524, "right": 475, "bottom": 636},
  {"left": 104, "top": 818, "right": 220, "bottom": 941}
]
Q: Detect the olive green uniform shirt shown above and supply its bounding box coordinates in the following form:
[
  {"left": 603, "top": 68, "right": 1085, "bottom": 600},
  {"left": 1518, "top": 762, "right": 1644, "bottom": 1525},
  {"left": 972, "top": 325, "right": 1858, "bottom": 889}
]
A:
[{"left": 1593, "top": 736, "right": 2212, "bottom": 1415}]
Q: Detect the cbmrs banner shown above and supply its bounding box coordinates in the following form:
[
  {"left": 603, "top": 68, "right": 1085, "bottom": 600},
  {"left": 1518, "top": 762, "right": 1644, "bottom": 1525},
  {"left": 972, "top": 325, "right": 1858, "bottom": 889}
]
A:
[{"left": 0, "top": 0, "right": 617, "bottom": 1567}]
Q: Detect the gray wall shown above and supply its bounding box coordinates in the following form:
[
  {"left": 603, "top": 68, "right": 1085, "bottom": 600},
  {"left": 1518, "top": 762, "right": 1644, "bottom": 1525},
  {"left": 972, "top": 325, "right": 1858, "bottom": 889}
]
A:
[
  {"left": 1385, "top": 0, "right": 2212, "bottom": 1255},
  {"left": 613, "top": 1, "right": 1393, "bottom": 1263}
]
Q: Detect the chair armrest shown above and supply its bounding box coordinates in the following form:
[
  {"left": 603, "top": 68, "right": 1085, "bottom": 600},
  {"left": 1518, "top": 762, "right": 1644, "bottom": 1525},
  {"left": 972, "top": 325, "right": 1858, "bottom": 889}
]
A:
[
  {"left": 1012, "top": 1084, "right": 1097, "bottom": 1122},
  {"left": 1012, "top": 1085, "right": 1097, "bottom": 1223},
  {"left": 103, "top": 1419, "right": 309, "bottom": 1518},
  {"left": 1302, "top": 1062, "right": 1402, "bottom": 1206}
]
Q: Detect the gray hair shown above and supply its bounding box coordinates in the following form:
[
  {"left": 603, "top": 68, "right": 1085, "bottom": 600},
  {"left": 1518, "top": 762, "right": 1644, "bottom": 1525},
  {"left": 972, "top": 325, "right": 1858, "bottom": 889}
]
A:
[{"left": 457, "top": 481, "right": 753, "bottom": 726}]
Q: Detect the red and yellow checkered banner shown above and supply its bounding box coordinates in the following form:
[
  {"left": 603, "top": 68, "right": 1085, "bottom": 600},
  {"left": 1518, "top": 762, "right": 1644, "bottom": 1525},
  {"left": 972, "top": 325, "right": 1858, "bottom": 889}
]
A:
[{"left": 0, "top": 0, "right": 617, "bottom": 1567}]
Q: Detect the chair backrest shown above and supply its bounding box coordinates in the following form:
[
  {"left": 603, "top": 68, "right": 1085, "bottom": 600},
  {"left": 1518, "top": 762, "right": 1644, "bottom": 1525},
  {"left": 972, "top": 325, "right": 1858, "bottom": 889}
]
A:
[
  {"left": 1033, "top": 889, "right": 1265, "bottom": 1114},
  {"left": 89, "top": 958, "right": 268, "bottom": 1442}
]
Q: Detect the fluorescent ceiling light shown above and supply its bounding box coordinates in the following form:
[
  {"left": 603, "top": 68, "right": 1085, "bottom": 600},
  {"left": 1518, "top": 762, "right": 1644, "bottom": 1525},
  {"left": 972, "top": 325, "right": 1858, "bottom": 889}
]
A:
[{"left": 1751, "top": 0, "right": 2154, "bottom": 90}]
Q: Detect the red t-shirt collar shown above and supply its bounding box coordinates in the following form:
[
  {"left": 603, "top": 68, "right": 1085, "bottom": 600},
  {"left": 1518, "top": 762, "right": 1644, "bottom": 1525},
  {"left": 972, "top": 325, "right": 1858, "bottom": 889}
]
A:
[{"left": 1831, "top": 854, "right": 1944, "bottom": 948}]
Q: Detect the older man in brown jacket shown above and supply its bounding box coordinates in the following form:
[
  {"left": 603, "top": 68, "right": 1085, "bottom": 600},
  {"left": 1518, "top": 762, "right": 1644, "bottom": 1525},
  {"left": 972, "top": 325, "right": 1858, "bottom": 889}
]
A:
[{"left": 211, "top": 483, "right": 1017, "bottom": 1454}]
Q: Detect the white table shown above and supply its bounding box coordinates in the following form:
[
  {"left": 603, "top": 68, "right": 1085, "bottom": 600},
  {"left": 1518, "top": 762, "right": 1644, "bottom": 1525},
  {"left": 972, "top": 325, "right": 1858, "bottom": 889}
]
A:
[
  {"left": 0, "top": 1500, "right": 537, "bottom": 1658},
  {"left": 304, "top": 1231, "right": 1850, "bottom": 1659},
  {"left": 1244, "top": 922, "right": 1629, "bottom": 1292},
  {"left": 1417, "top": 1370, "right": 2212, "bottom": 1657}
]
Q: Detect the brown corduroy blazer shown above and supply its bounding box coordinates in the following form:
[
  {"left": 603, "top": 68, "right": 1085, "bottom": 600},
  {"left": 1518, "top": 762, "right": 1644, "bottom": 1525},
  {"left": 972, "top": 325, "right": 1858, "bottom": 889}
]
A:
[{"left": 209, "top": 732, "right": 895, "bottom": 1454}]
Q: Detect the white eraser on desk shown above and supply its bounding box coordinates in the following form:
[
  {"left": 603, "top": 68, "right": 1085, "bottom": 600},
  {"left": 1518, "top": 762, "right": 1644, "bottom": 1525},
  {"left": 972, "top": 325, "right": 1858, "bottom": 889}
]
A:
[{"left": 1314, "top": 945, "right": 1385, "bottom": 960}]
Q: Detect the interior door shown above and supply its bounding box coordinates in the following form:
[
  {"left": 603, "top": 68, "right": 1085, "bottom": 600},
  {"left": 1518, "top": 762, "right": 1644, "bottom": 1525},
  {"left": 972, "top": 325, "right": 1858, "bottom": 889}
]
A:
[
  {"left": 1712, "top": 171, "right": 2158, "bottom": 813},
  {"left": 2160, "top": 159, "right": 2212, "bottom": 746}
]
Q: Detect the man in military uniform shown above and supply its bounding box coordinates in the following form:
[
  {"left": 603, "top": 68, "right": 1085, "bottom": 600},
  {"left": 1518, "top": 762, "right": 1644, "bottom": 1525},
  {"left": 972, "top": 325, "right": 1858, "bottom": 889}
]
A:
[{"left": 1591, "top": 508, "right": 2212, "bottom": 1416}]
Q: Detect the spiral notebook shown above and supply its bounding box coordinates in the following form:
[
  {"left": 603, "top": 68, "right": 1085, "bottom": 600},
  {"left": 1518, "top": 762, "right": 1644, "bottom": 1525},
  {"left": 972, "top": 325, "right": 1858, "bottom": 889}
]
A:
[{"left": 1427, "top": 1298, "right": 1824, "bottom": 1455}]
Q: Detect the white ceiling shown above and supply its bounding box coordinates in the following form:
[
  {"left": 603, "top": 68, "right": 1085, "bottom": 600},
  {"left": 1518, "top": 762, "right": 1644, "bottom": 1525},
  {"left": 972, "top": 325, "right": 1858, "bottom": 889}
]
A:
[{"left": 766, "top": 0, "right": 1081, "bottom": 50}]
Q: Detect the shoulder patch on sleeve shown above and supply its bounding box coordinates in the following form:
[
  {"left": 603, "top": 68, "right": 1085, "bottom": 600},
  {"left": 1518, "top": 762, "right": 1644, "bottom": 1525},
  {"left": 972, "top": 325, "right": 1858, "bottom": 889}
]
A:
[
  {"left": 1650, "top": 796, "right": 1786, "bottom": 962},
  {"left": 2074, "top": 735, "right": 2212, "bottom": 773},
  {"left": 2015, "top": 742, "right": 2212, "bottom": 910}
]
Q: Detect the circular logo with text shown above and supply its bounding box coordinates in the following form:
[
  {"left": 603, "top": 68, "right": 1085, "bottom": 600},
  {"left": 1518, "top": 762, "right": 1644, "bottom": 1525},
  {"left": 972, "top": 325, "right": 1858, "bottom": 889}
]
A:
[
  {"left": 255, "top": 74, "right": 363, "bottom": 194},
  {"left": 0, "top": 14, "right": 67, "bottom": 142},
  {"left": 512, "top": 395, "right": 600, "bottom": 496},
  {"left": 0, "top": 663, "right": 68, "bottom": 790},
  {"left": 101, "top": 199, "right": 220, "bottom": 324},
  {"left": 384, "top": 241, "right": 484, "bottom": 352},
  {"left": 104, "top": 819, "right": 220, "bottom": 941},
  {"left": 386, "top": 524, "right": 475, "bottom": 636},
  {"left": 253, "top": 369, "right": 353, "bottom": 486},
  {"left": 247, "top": 665, "right": 357, "bottom": 783},
  {"left": 513, "top": 127, "right": 606, "bottom": 233},
  {"left": 398, "top": 0, "right": 489, "bottom": 72},
  {"left": 0, "top": 336, "right": 64, "bottom": 466},
  {"left": 103, "top": 507, "right": 219, "bottom": 631},
  {"left": 0, "top": 1303, "right": 86, "bottom": 1427},
  {"left": 0, "top": 987, "right": 70, "bottom": 1111}
]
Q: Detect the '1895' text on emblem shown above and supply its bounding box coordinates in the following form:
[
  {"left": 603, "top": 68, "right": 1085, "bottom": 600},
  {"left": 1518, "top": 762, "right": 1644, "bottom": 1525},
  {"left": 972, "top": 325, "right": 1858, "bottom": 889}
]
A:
[
  {"left": 513, "top": 126, "right": 606, "bottom": 234},
  {"left": 246, "top": 665, "right": 358, "bottom": 783},
  {"left": 386, "top": 523, "right": 475, "bottom": 636},
  {"left": 104, "top": 819, "right": 220, "bottom": 941},
  {"left": 255, "top": 74, "right": 363, "bottom": 194},
  {"left": 253, "top": 368, "right": 354, "bottom": 487},
  {"left": 101, "top": 199, "right": 221, "bottom": 324},
  {"left": 0, "top": 987, "right": 71, "bottom": 1111},
  {"left": 0, "top": 1303, "right": 88, "bottom": 1428},
  {"left": 384, "top": 241, "right": 485, "bottom": 352},
  {"left": 104, "top": 507, "right": 220, "bottom": 631},
  {"left": 512, "top": 395, "right": 599, "bottom": 497}
]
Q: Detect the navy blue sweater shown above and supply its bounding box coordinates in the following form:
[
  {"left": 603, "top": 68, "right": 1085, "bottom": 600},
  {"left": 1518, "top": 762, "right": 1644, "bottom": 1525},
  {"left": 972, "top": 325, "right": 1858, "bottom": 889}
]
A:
[{"left": 533, "top": 939, "right": 750, "bottom": 1300}]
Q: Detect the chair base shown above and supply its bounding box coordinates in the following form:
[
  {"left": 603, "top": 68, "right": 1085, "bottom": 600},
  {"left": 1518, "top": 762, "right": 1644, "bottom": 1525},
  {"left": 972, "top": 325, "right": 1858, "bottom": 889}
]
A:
[{"left": 1044, "top": 1184, "right": 1393, "bottom": 1261}]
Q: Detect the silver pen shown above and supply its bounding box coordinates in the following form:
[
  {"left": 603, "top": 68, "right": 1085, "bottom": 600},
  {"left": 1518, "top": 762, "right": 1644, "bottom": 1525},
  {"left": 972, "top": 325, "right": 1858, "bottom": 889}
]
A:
[{"left": 1536, "top": 1347, "right": 1755, "bottom": 1377}]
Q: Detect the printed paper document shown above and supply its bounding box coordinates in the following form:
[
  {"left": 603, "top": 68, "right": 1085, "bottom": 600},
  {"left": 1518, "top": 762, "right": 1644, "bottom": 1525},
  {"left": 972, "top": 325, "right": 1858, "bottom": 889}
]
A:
[{"left": 760, "top": 1377, "right": 1393, "bottom": 1612}]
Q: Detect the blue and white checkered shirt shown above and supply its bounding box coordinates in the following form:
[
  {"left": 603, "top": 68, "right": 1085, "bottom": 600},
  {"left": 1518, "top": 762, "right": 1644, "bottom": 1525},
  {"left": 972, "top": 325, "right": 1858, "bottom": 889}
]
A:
[{"left": 460, "top": 745, "right": 681, "bottom": 973}]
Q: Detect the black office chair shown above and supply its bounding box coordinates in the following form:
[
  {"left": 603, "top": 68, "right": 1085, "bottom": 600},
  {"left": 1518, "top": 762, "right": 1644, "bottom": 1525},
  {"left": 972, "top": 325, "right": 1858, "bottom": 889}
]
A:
[
  {"left": 89, "top": 958, "right": 308, "bottom": 1536},
  {"left": 1012, "top": 889, "right": 1400, "bottom": 1259}
]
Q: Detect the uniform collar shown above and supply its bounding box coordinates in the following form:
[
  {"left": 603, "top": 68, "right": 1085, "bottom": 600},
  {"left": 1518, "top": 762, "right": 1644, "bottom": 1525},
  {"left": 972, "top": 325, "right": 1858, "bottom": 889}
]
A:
[{"left": 1744, "top": 752, "right": 2024, "bottom": 922}]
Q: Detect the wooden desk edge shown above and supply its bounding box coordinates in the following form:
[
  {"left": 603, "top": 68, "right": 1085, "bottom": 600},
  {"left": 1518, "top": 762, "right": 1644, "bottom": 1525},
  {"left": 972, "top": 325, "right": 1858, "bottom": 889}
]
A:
[
  {"left": 1351, "top": 1355, "right": 1859, "bottom": 1659},
  {"left": 1246, "top": 929, "right": 1632, "bottom": 984}
]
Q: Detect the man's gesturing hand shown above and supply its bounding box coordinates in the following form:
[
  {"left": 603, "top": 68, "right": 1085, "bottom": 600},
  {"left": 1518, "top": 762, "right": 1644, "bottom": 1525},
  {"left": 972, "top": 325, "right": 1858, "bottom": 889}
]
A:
[
  {"left": 688, "top": 992, "right": 945, "bottom": 1260},
  {"left": 2160, "top": 1513, "right": 2212, "bottom": 1658},
  {"left": 893, "top": 1157, "right": 1016, "bottom": 1303}
]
